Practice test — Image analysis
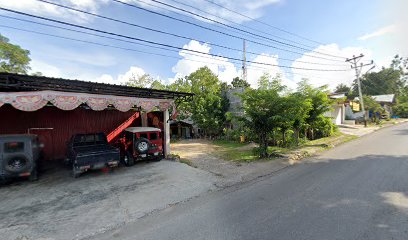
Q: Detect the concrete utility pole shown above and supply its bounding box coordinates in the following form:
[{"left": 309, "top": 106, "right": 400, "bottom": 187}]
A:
[
  {"left": 242, "top": 39, "right": 247, "bottom": 81},
  {"left": 346, "top": 54, "right": 374, "bottom": 127}
]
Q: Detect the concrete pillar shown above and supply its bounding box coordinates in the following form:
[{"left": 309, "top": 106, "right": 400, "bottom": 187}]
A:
[
  {"left": 164, "top": 109, "right": 170, "bottom": 157},
  {"left": 141, "top": 112, "right": 148, "bottom": 127}
]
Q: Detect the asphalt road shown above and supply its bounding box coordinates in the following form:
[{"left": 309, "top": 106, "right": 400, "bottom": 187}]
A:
[{"left": 93, "top": 123, "right": 408, "bottom": 240}]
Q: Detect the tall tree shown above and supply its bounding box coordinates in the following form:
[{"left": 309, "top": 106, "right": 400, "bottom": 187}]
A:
[
  {"left": 150, "top": 79, "right": 167, "bottom": 90},
  {"left": 0, "top": 34, "right": 31, "bottom": 74},
  {"left": 334, "top": 83, "right": 351, "bottom": 93},
  {"left": 231, "top": 77, "right": 250, "bottom": 89},
  {"left": 187, "top": 67, "right": 227, "bottom": 137},
  {"left": 125, "top": 73, "right": 154, "bottom": 88},
  {"left": 355, "top": 68, "right": 403, "bottom": 96}
]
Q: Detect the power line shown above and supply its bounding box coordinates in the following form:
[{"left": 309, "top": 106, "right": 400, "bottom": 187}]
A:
[
  {"left": 4, "top": 14, "right": 350, "bottom": 74},
  {"left": 166, "top": 0, "right": 318, "bottom": 50},
  {"left": 138, "top": 0, "right": 345, "bottom": 59},
  {"left": 0, "top": 24, "right": 347, "bottom": 84},
  {"left": 32, "top": 0, "right": 347, "bottom": 67},
  {"left": 0, "top": 7, "right": 350, "bottom": 72},
  {"left": 0, "top": 24, "right": 243, "bottom": 69},
  {"left": 110, "top": 0, "right": 346, "bottom": 63},
  {"left": 202, "top": 0, "right": 327, "bottom": 46},
  {"left": 0, "top": 23, "right": 343, "bottom": 82}
]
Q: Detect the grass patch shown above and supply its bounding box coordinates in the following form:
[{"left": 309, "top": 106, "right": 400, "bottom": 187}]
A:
[
  {"left": 212, "top": 140, "right": 288, "bottom": 162},
  {"left": 212, "top": 140, "right": 247, "bottom": 148},
  {"left": 212, "top": 140, "right": 259, "bottom": 162},
  {"left": 211, "top": 132, "right": 357, "bottom": 162}
]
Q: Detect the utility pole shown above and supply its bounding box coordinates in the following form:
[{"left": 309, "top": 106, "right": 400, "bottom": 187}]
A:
[
  {"left": 242, "top": 39, "right": 247, "bottom": 81},
  {"left": 346, "top": 54, "right": 374, "bottom": 127}
]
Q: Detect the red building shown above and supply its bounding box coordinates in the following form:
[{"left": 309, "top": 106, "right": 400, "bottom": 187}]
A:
[{"left": 0, "top": 73, "right": 192, "bottom": 162}]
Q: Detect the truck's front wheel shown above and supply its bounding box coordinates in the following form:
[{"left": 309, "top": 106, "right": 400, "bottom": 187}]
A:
[{"left": 124, "top": 152, "right": 135, "bottom": 167}]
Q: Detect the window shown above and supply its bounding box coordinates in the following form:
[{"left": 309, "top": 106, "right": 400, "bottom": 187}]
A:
[
  {"left": 139, "top": 133, "right": 148, "bottom": 139},
  {"left": 95, "top": 134, "right": 107, "bottom": 144},
  {"left": 4, "top": 142, "right": 25, "bottom": 153},
  {"left": 150, "top": 133, "right": 158, "bottom": 140}
]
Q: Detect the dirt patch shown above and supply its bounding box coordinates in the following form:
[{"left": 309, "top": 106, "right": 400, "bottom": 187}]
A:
[{"left": 171, "top": 140, "right": 288, "bottom": 187}]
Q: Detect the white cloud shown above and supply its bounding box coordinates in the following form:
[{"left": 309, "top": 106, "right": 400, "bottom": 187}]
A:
[
  {"left": 0, "top": 0, "right": 281, "bottom": 24},
  {"left": 358, "top": 25, "right": 397, "bottom": 41},
  {"left": 291, "top": 44, "right": 373, "bottom": 90},
  {"left": 94, "top": 66, "right": 146, "bottom": 85},
  {"left": 127, "top": 0, "right": 281, "bottom": 24},
  {"left": 0, "top": 0, "right": 109, "bottom": 22},
  {"left": 170, "top": 40, "right": 297, "bottom": 89},
  {"left": 171, "top": 40, "right": 239, "bottom": 84},
  {"left": 30, "top": 59, "right": 62, "bottom": 77},
  {"left": 246, "top": 53, "right": 297, "bottom": 89}
]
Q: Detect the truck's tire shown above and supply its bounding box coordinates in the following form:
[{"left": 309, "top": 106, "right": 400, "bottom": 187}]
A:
[
  {"left": 28, "top": 168, "right": 38, "bottom": 181},
  {"left": 134, "top": 138, "right": 151, "bottom": 154},
  {"left": 3, "top": 154, "right": 31, "bottom": 173},
  {"left": 72, "top": 165, "right": 81, "bottom": 178},
  {"left": 124, "top": 152, "right": 135, "bottom": 167}
]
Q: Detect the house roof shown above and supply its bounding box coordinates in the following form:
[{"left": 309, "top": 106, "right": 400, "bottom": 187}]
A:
[
  {"left": 355, "top": 94, "right": 396, "bottom": 103},
  {"left": 372, "top": 94, "right": 395, "bottom": 103},
  {"left": 125, "top": 127, "right": 161, "bottom": 133},
  {"left": 0, "top": 72, "right": 193, "bottom": 101},
  {"left": 328, "top": 93, "right": 346, "bottom": 99}
]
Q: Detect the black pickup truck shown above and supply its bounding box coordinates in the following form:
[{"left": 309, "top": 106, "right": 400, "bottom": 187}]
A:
[{"left": 67, "top": 133, "right": 120, "bottom": 178}]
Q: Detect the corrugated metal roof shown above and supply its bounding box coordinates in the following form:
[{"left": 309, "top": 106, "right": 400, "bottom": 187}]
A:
[
  {"left": 354, "top": 94, "right": 395, "bottom": 103},
  {"left": 125, "top": 127, "right": 161, "bottom": 133},
  {"left": 372, "top": 94, "right": 395, "bottom": 103}
]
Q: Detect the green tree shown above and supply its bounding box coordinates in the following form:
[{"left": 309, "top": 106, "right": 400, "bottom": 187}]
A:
[
  {"left": 334, "top": 83, "right": 351, "bottom": 93},
  {"left": 0, "top": 34, "right": 31, "bottom": 74},
  {"left": 150, "top": 79, "right": 167, "bottom": 90},
  {"left": 363, "top": 95, "right": 384, "bottom": 122},
  {"left": 187, "top": 67, "right": 227, "bottom": 137},
  {"left": 125, "top": 73, "right": 153, "bottom": 88},
  {"left": 231, "top": 77, "right": 250, "bottom": 89},
  {"left": 355, "top": 68, "right": 403, "bottom": 96},
  {"left": 240, "top": 87, "right": 286, "bottom": 157},
  {"left": 297, "top": 79, "right": 334, "bottom": 139},
  {"left": 393, "top": 102, "right": 408, "bottom": 118},
  {"left": 286, "top": 93, "right": 312, "bottom": 145}
]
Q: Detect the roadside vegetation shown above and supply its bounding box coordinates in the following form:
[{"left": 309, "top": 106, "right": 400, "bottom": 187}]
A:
[{"left": 210, "top": 132, "right": 357, "bottom": 163}]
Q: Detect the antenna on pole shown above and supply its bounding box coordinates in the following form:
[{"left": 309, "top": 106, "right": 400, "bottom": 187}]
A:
[{"left": 242, "top": 39, "right": 247, "bottom": 81}]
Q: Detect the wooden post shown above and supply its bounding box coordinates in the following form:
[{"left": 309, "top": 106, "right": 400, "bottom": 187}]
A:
[
  {"left": 141, "top": 112, "right": 148, "bottom": 127},
  {"left": 164, "top": 109, "right": 170, "bottom": 157}
]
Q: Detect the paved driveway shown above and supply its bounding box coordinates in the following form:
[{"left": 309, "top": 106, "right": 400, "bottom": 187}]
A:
[{"left": 0, "top": 161, "right": 217, "bottom": 240}]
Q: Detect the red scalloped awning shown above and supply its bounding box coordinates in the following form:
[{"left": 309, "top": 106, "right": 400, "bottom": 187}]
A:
[{"left": 0, "top": 90, "right": 174, "bottom": 112}]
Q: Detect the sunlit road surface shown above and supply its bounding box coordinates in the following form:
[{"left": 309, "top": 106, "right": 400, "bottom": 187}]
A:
[{"left": 92, "top": 123, "right": 408, "bottom": 240}]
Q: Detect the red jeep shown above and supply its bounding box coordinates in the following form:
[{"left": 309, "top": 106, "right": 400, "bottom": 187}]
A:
[{"left": 117, "top": 127, "right": 164, "bottom": 166}]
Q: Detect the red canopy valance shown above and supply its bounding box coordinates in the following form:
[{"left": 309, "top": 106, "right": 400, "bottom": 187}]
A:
[{"left": 0, "top": 91, "right": 174, "bottom": 112}]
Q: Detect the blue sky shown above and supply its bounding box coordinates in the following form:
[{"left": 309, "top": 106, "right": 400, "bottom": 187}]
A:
[{"left": 0, "top": 0, "right": 406, "bottom": 89}]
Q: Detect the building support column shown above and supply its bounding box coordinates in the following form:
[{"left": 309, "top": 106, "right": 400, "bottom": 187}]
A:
[
  {"left": 164, "top": 109, "right": 170, "bottom": 157},
  {"left": 141, "top": 112, "right": 148, "bottom": 127}
]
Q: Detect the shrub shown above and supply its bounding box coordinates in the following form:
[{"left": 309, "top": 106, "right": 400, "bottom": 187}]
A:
[{"left": 393, "top": 102, "right": 408, "bottom": 118}]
